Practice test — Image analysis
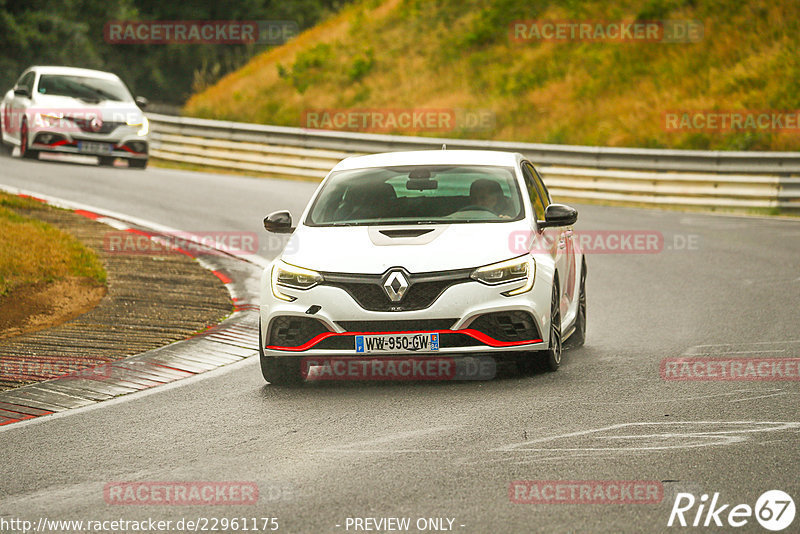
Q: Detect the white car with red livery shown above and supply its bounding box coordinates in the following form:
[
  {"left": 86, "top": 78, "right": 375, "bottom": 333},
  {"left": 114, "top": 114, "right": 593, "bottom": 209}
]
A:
[
  {"left": 259, "top": 150, "right": 586, "bottom": 384},
  {"left": 0, "top": 66, "right": 149, "bottom": 168}
]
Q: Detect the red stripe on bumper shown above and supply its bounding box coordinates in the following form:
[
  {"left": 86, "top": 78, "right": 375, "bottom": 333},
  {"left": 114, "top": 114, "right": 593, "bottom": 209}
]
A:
[{"left": 265, "top": 329, "right": 543, "bottom": 352}]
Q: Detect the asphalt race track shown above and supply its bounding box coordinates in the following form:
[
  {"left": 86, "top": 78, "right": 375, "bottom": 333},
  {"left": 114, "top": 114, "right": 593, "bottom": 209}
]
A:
[{"left": 1, "top": 155, "right": 799, "bottom": 533}]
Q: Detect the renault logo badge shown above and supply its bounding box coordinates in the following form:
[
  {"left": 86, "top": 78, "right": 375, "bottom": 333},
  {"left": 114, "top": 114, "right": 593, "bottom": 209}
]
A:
[{"left": 383, "top": 270, "right": 409, "bottom": 302}]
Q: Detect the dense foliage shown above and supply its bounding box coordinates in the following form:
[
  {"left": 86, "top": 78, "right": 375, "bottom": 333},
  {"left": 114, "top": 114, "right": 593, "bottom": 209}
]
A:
[
  {"left": 0, "top": 0, "right": 348, "bottom": 105},
  {"left": 186, "top": 0, "right": 800, "bottom": 150}
]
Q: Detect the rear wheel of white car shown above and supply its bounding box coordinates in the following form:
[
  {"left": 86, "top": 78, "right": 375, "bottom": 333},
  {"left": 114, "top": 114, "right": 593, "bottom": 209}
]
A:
[
  {"left": 19, "top": 120, "right": 38, "bottom": 160},
  {"left": 564, "top": 260, "right": 586, "bottom": 349},
  {"left": 259, "top": 323, "right": 303, "bottom": 386}
]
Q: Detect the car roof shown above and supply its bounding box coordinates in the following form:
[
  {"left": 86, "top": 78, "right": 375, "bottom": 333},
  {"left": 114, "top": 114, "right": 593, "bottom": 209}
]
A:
[
  {"left": 28, "top": 66, "right": 121, "bottom": 80},
  {"left": 332, "top": 150, "right": 523, "bottom": 171}
]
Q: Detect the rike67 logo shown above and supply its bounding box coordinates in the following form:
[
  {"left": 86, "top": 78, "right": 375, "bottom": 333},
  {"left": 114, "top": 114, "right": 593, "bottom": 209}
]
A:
[{"left": 668, "top": 490, "right": 795, "bottom": 531}]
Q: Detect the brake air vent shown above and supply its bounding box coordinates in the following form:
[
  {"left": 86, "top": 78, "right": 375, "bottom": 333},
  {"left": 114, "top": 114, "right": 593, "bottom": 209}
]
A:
[
  {"left": 267, "top": 316, "right": 329, "bottom": 347},
  {"left": 468, "top": 311, "right": 541, "bottom": 342}
]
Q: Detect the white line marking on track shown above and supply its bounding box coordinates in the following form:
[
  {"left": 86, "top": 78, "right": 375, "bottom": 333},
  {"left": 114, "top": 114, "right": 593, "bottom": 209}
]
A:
[
  {"left": 730, "top": 391, "right": 789, "bottom": 403},
  {"left": 321, "top": 425, "right": 457, "bottom": 453},
  {"left": 491, "top": 421, "right": 800, "bottom": 453}
]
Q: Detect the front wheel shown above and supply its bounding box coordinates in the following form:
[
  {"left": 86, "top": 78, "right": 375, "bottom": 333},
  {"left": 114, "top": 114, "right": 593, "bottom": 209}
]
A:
[
  {"left": 540, "top": 283, "right": 562, "bottom": 371},
  {"left": 515, "top": 282, "right": 562, "bottom": 375},
  {"left": 259, "top": 324, "right": 303, "bottom": 386},
  {"left": 19, "top": 120, "right": 38, "bottom": 160}
]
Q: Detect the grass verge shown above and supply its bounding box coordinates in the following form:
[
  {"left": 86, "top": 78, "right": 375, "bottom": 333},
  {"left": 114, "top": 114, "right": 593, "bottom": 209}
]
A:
[{"left": 0, "top": 192, "right": 106, "bottom": 297}]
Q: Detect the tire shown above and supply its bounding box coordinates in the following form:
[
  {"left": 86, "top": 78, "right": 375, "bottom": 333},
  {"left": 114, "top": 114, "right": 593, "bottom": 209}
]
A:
[
  {"left": 564, "top": 260, "right": 587, "bottom": 349},
  {"left": 19, "top": 120, "right": 38, "bottom": 160},
  {"left": 259, "top": 323, "right": 303, "bottom": 386},
  {"left": 98, "top": 156, "right": 116, "bottom": 167},
  {"left": 516, "top": 281, "right": 562, "bottom": 375},
  {"left": 127, "top": 158, "right": 147, "bottom": 169},
  {"left": 539, "top": 283, "right": 562, "bottom": 372}
]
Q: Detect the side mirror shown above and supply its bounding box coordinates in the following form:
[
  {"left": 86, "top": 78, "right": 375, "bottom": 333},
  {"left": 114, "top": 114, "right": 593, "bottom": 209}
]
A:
[
  {"left": 14, "top": 87, "right": 30, "bottom": 98},
  {"left": 264, "top": 210, "right": 294, "bottom": 234},
  {"left": 538, "top": 203, "right": 578, "bottom": 228},
  {"left": 135, "top": 96, "right": 149, "bottom": 109}
]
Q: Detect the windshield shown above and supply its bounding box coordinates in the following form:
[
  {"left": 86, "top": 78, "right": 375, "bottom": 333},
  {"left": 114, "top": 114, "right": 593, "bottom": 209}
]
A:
[
  {"left": 36, "top": 74, "right": 133, "bottom": 102},
  {"left": 306, "top": 164, "right": 523, "bottom": 226}
]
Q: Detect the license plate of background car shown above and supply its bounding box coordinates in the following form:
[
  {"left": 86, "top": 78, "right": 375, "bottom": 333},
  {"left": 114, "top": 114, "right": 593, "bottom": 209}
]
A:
[{"left": 78, "top": 141, "right": 113, "bottom": 154}]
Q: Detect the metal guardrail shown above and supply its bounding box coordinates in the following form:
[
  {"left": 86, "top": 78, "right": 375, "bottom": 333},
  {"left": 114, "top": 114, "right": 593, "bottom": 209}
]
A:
[{"left": 148, "top": 113, "right": 800, "bottom": 212}]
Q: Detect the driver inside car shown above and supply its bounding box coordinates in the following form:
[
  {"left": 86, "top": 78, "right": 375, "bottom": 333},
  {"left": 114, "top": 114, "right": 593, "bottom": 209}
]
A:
[{"left": 468, "top": 178, "right": 512, "bottom": 217}]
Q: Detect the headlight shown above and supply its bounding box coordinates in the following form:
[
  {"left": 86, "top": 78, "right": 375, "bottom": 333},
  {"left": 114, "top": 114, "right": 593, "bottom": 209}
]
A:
[
  {"left": 37, "top": 112, "right": 65, "bottom": 127},
  {"left": 271, "top": 261, "right": 323, "bottom": 301},
  {"left": 471, "top": 255, "right": 535, "bottom": 296},
  {"left": 127, "top": 116, "right": 149, "bottom": 136}
]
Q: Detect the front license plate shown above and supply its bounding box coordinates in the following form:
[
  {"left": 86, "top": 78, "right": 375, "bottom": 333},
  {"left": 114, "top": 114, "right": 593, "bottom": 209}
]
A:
[
  {"left": 355, "top": 333, "right": 440, "bottom": 353},
  {"left": 78, "top": 141, "right": 113, "bottom": 154}
]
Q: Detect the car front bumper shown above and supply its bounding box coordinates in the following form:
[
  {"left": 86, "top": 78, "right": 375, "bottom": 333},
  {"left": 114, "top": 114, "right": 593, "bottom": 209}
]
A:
[
  {"left": 29, "top": 126, "right": 149, "bottom": 159},
  {"left": 259, "top": 265, "right": 553, "bottom": 358}
]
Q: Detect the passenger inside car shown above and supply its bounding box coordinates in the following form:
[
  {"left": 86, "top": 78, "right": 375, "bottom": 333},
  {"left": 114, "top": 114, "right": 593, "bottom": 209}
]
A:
[
  {"left": 468, "top": 178, "right": 512, "bottom": 217},
  {"left": 337, "top": 182, "right": 398, "bottom": 220}
]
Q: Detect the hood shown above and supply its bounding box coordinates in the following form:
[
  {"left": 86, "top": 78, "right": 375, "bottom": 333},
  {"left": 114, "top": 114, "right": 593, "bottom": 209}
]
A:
[{"left": 281, "top": 220, "right": 531, "bottom": 274}]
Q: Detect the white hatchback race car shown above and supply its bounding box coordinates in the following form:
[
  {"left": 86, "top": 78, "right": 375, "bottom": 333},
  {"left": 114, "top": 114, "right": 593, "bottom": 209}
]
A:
[
  {"left": 0, "top": 66, "right": 149, "bottom": 168},
  {"left": 259, "top": 150, "right": 586, "bottom": 384}
]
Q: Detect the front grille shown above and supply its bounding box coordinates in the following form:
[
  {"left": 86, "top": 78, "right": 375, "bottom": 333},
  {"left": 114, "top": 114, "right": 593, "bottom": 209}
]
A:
[
  {"left": 336, "top": 319, "right": 457, "bottom": 332},
  {"left": 69, "top": 118, "right": 125, "bottom": 134},
  {"left": 323, "top": 267, "right": 472, "bottom": 312},
  {"left": 468, "top": 311, "right": 541, "bottom": 342},
  {"left": 267, "top": 316, "right": 330, "bottom": 347}
]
